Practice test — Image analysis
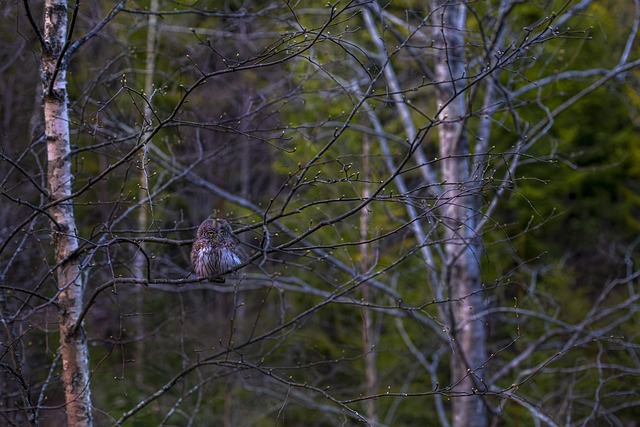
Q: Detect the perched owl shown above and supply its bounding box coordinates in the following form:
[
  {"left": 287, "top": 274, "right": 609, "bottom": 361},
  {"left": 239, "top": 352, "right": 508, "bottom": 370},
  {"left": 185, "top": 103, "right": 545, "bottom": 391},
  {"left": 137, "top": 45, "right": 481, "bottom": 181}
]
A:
[{"left": 191, "top": 218, "right": 244, "bottom": 283}]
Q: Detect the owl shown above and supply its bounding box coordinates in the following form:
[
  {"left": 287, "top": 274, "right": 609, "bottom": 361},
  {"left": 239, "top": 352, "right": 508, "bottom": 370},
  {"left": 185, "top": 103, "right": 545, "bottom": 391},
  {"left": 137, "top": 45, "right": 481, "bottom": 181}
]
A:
[{"left": 191, "top": 218, "right": 244, "bottom": 283}]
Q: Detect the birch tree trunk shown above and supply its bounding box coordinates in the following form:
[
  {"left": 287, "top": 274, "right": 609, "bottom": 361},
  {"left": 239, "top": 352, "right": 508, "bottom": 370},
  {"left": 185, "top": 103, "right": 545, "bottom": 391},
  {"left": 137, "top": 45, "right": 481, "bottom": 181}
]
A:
[
  {"left": 42, "top": 0, "right": 93, "bottom": 425},
  {"left": 430, "top": 1, "right": 487, "bottom": 426}
]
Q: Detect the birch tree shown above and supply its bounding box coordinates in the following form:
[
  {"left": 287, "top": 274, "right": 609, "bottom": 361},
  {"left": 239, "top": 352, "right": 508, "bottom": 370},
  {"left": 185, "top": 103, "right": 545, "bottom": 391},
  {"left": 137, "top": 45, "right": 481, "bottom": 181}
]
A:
[
  {"left": 40, "top": 0, "right": 93, "bottom": 425},
  {"left": 430, "top": 2, "right": 487, "bottom": 425}
]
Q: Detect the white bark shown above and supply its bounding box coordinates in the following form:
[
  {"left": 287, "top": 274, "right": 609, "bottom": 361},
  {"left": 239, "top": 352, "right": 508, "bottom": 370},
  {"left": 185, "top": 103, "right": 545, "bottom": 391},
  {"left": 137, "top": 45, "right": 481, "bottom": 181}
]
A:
[
  {"left": 42, "top": 0, "right": 93, "bottom": 425},
  {"left": 430, "top": 1, "right": 487, "bottom": 426}
]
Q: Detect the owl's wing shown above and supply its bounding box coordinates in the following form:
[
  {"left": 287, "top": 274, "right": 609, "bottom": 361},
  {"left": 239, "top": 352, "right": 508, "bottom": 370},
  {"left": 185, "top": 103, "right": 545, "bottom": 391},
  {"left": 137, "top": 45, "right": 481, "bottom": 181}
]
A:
[{"left": 232, "top": 239, "right": 249, "bottom": 264}]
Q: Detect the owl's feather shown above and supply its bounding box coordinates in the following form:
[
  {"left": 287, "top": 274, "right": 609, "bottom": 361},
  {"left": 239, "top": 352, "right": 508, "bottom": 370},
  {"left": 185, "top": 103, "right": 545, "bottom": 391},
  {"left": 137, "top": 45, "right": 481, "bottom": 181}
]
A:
[{"left": 191, "top": 218, "right": 244, "bottom": 283}]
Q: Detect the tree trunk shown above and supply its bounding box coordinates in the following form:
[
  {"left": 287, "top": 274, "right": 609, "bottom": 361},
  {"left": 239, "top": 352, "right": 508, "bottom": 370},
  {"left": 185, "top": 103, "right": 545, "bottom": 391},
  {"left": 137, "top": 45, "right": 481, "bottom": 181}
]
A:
[
  {"left": 430, "top": 1, "right": 487, "bottom": 427},
  {"left": 42, "top": 1, "right": 93, "bottom": 425},
  {"left": 132, "top": 0, "right": 159, "bottom": 388},
  {"left": 359, "top": 136, "right": 378, "bottom": 426}
]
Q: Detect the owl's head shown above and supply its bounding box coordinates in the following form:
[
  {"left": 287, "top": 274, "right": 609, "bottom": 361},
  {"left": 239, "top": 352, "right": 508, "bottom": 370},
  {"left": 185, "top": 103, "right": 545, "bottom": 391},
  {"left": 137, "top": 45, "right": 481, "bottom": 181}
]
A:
[{"left": 197, "top": 218, "right": 233, "bottom": 239}]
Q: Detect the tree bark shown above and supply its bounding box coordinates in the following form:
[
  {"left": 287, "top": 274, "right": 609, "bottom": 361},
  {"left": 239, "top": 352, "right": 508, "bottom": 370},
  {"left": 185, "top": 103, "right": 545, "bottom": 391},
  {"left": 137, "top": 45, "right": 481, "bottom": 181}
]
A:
[
  {"left": 430, "top": 1, "right": 487, "bottom": 427},
  {"left": 132, "top": 0, "right": 159, "bottom": 388},
  {"left": 42, "top": 0, "right": 93, "bottom": 425},
  {"left": 359, "top": 136, "right": 379, "bottom": 426}
]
